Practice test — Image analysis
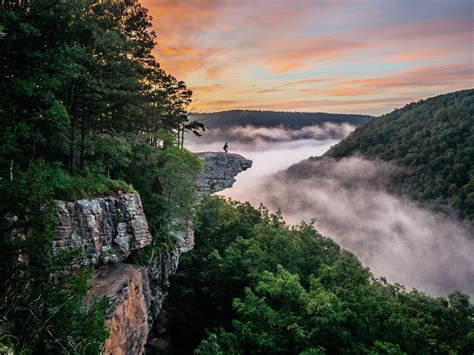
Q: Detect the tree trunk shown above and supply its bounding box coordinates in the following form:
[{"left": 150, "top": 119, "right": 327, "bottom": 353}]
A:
[
  {"left": 68, "top": 80, "right": 80, "bottom": 175},
  {"left": 80, "top": 112, "right": 85, "bottom": 172},
  {"left": 10, "top": 159, "right": 14, "bottom": 182}
]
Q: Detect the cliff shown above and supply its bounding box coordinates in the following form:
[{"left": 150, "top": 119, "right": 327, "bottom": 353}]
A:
[{"left": 82, "top": 152, "right": 251, "bottom": 354}]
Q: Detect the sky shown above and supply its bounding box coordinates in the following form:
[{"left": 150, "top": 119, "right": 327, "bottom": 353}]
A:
[{"left": 141, "top": 0, "right": 474, "bottom": 115}]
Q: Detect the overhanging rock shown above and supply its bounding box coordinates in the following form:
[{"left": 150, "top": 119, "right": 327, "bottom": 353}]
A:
[{"left": 196, "top": 152, "right": 252, "bottom": 198}]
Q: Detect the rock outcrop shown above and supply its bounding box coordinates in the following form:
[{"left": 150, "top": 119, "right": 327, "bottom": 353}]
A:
[
  {"left": 83, "top": 152, "right": 252, "bottom": 355},
  {"left": 196, "top": 152, "right": 252, "bottom": 198},
  {"left": 54, "top": 192, "right": 152, "bottom": 268}
]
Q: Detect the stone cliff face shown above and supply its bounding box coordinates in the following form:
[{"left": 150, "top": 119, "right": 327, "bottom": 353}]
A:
[
  {"left": 54, "top": 192, "right": 152, "bottom": 269},
  {"left": 85, "top": 264, "right": 150, "bottom": 355},
  {"left": 76, "top": 152, "right": 251, "bottom": 354},
  {"left": 146, "top": 152, "right": 252, "bottom": 339}
]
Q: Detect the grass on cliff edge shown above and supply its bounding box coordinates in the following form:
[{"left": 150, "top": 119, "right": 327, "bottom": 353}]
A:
[{"left": 48, "top": 164, "right": 133, "bottom": 201}]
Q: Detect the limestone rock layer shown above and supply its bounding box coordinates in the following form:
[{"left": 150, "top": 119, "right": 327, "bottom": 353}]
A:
[{"left": 54, "top": 192, "right": 152, "bottom": 269}]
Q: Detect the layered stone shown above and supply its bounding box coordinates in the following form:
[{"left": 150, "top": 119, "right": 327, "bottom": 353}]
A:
[
  {"left": 84, "top": 152, "right": 252, "bottom": 354},
  {"left": 54, "top": 192, "right": 152, "bottom": 268}
]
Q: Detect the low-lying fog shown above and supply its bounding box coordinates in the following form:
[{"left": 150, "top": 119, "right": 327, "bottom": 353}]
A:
[{"left": 186, "top": 124, "right": 474, "bottom": 297}]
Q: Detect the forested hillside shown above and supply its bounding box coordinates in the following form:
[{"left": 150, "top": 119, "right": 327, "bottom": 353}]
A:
[
  {"left": 289, "top": 90, "right": 474, "bottom": 221},
  {"left": 0, "top": 1, "right": 202, "bottom": 352},
  {"left": 161, "top": 197, "right": 473, "bottom": 354},
  {"left": 190, "top": 110, "right": 371, "bottom": 129}
]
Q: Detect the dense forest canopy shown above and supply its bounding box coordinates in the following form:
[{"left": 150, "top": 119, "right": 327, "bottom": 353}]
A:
[
  {"left": 0, "top": 0, "right": 203, "bottom": 352},
  {"left": 190, "top": 110, "right": 372, "bottom": 130},
  {"left": 287, "top": 90, "right": 474, "bottom": 222}
]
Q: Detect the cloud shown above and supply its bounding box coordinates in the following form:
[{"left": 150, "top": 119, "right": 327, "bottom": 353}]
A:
[
  {"left": 222, "top": 156, "right": 474, "bottom": 297},
  {"left": 386, "top": 48, "right": 459, "bottom": 63},
  {"left": 190, "top": 83, "right": 227, "bottom": 94},
  {"left": 140, "top": 0, "right": 226, "bottom": 77},
  {"left": 327, "top": 63, "right": 474, "bottom": 96},
  {"left": 261, "top": 37, "right": 368, "bottom": 74},
  {"left": 253, "top": 77, "right": 340, "bottom": 94}
]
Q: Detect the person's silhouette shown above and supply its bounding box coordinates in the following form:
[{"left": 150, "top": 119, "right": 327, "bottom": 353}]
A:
[{"left": 223, "top": 142, "right": 228, "bottom": 153}]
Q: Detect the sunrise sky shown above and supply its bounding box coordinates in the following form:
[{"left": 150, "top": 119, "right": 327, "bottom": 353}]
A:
[{"left": 140, "top": 0, "right": 473, "bottom": 115}]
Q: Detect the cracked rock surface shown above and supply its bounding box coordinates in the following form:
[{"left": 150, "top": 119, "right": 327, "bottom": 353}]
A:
[
  {"left": 54, "top": 192, "right": 152, "bottom": 269},
  {"left": 196, "top": 152, "right": 253, "bottom": 199}
]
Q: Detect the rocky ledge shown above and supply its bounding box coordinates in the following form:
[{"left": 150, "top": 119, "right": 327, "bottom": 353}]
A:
[{"left": 196, "top": 152, "right": 252, "bottom": 198}]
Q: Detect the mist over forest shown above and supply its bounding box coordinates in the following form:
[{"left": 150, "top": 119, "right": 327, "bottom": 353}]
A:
[{"left": 224, "top": 156, "right": 474, "bottom": 296}]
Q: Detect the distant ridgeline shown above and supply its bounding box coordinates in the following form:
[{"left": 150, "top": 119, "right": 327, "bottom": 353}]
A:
[
  {"left": 189, "top": 110, "right": 372, "bottom": 129},
  {"left": 286, "top": 89, "right": 474, "bottom": 222}
]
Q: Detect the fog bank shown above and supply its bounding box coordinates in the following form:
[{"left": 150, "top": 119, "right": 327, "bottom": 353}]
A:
[{"left": 221, "top": 156, "right": 474, "bottom": 297}]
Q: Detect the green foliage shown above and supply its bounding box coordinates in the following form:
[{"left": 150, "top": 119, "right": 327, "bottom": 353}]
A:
[
  {"left": 48, "top": 164, "right": 133, "bottom": 201},
  {"left": 0, "top": 161, "right": 57, "bottom": 278},
  {"left": 164, "top": 197, "right": 473, "bottom": 354},
  {"left": 0, "top": 0, "right": 199, "bottom": 179},
  {"left": 1, "top": 269, "right": 109, "bottom": 354},
  {"left": 323, "top": 89, "right": 474, "bottom": 221},
  {"left": 125, "top": 139, "right": 204, "bottom": 264}
]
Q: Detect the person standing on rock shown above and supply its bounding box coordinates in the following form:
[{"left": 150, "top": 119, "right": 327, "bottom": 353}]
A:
[{"left": 223, "top": 142, "right": 228, "bottom": 153}]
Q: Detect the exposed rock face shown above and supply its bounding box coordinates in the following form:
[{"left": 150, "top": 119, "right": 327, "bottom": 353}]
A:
[
  {"left": 54, "top": 192, "right": 152, "bottom": 268},
  {"left": 144, "top": 152, "right": 253, "bottom": 352},
  {"left": 196, "top": 152, "right": 252, "bottom": 198},
  {"left": 169, "top": 217, "right": 194, "bottom": 253},
  {"left": 85, "top": 264, "right": 150, "bottom": 355},
  {"left": 146, "top": 249, "right": 181, "bottom": 323}
]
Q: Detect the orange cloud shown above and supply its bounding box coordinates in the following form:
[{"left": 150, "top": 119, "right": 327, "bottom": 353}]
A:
[
  {"left": 327, "top": 63, "right": 474, "bottom": 96},
  {"left": 244, "top": 35, "right": 367, "bottom": 74},
  {"left": 387, "top": 47, "right": 469, "bottom": 63},
  {"left": 272, "top": 62, "right": 300, "bottom": 74},
  {"left": 190, "top": 83, "right": 226, "bottom": 93},
  {"left": 140, "top": 0, "right": 226, "bottom": 77}
]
